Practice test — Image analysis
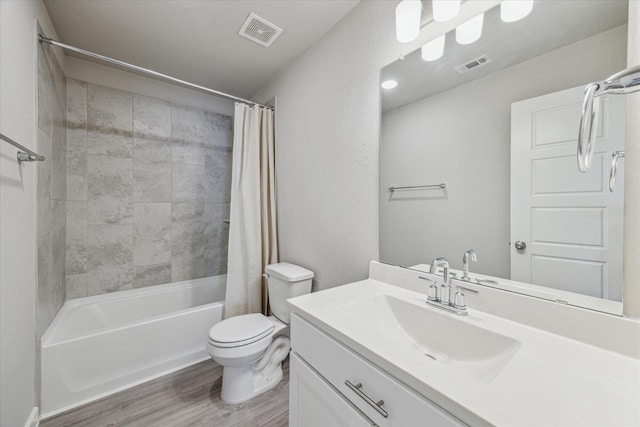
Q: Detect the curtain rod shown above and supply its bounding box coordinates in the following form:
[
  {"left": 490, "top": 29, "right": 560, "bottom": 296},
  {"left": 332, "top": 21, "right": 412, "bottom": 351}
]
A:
[{"left": 38, "top": 35, "right": 273, "bottom": 110}]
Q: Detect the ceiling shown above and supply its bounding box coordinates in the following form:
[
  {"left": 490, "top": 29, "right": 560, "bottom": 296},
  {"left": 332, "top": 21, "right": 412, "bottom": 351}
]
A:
[
  {"left": 381, "top": 0, "right": 628, "bottom": 112},
  {"left": 44, "top": 0, "right": 359, "bottom": 99}
]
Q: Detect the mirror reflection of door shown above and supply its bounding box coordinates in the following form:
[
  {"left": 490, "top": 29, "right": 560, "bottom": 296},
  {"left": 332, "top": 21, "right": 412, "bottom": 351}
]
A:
[
  {"left": 379, "top": 0, "right": 628, "bottom": 313},
  {"left": 510, "top": 86, "right": 624, "bottom": 301}
]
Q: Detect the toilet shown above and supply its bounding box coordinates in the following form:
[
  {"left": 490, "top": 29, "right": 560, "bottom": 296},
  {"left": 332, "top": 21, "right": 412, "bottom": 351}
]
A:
[{"left": 207, "top": 262, "right": 314, "bottom": 404}]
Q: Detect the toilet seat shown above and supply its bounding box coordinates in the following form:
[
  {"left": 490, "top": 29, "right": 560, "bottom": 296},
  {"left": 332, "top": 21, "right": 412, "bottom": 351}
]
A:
[{"left": 208, "top": 313, "right": 275, "bottom": 348}]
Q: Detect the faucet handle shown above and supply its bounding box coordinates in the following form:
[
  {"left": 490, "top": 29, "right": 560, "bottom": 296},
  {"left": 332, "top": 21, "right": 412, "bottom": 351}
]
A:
[
  {"left": 453, "top": 291, "right": 466, "bottom": 309},
  {"left": 427, "top": 284, "right": 439, "bottom": 301},
  {"left": 440, "top": 284, "right": 451, "bottom": 305}
]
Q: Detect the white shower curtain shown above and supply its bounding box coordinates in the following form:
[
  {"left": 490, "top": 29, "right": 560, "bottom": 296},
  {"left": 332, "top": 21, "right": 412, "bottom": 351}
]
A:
[{"left": 224, "top": 103, "right": 278, "bottom": 318}]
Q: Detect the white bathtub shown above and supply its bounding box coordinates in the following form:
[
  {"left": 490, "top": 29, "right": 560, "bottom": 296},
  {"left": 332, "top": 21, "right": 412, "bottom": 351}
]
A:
[{"left": 40, "top": 276, "right": 225, "bottom": 418}]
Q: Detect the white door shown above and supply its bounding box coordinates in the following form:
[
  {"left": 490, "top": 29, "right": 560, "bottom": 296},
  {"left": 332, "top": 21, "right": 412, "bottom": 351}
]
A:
[{"left": 511, "top": 85, "right": 624, "bottom": 301}]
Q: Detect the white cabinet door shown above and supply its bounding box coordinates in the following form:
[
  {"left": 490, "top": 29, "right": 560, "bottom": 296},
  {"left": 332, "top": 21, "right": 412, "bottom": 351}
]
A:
[
  {"left": 511, "top": 85, "right": 624, "bottom": 300},
  {"left": 289, "top": 353, "right": 376, "bottom": 427}
]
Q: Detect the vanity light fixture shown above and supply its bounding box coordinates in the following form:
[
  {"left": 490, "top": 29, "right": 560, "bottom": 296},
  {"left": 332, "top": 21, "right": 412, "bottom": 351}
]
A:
[
  {"left": 456, "top": 13, "right": 484, "bottom": 45},
  {"left": 381, "top": 79, "right": 399, "bottom": 89},
  {"left": 432, "top": 0, "right": 460, "bottom": 22},
  {"left": 395, "top": 0, "right": 422, "bottom": 43},
  {"left": 421, "top": 34, "right": 445, "bottom": 61},
  {"left": 500, "top": 0, "right": 534, "bottom": 23}
]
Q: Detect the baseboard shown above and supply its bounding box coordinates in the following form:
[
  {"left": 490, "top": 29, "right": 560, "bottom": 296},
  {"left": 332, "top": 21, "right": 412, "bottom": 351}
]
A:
[{"left": 25, "top": 407, "right": 39, "bottom": 427}]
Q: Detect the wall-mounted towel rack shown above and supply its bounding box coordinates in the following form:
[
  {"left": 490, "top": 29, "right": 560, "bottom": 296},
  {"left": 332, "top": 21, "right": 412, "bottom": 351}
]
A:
[
  {"left": 0, "top": 132, "right": 45, "bottom": 162},
  {"left": 388, "top": 183, "right": 446, "bottom": 192}
]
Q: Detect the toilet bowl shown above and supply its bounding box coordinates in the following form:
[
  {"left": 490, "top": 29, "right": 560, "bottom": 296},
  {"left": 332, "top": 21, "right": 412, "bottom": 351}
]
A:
[{"left": 207, "top": 262, "right": 313, "bottom": 404}]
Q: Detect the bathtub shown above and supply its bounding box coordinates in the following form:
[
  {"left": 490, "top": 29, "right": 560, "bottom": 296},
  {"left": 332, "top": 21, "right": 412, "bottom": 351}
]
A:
[{"left": 40, "top": 275, "right": 225, "bottom": 418}]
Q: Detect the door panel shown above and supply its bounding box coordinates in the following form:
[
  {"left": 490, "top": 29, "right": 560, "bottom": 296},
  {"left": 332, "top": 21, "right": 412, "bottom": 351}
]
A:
[
  {"left": 532, "top": 256, "right": 605, "bottom": 298},
  {"left": 532, "top": 155, "right": 605, "bottom": 194},
  {"left": 532, "top": 208, "right": 604, "bottom": 246}
]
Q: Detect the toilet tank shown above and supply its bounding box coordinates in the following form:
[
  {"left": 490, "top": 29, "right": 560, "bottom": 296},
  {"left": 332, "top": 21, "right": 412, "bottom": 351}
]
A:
[{"left": 265, "top": 262, "right": 314, "bottom": 324}]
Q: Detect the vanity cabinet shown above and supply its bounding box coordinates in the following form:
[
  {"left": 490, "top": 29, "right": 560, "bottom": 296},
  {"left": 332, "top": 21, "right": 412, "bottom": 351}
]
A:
[{"left": 289, "top": 314, "right": 465, "bottom": 427}]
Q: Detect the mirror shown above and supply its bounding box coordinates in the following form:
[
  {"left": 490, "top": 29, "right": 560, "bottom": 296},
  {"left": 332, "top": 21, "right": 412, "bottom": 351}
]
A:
[{"left": 380, "top": 0, "right": 628, "bottom": 314}]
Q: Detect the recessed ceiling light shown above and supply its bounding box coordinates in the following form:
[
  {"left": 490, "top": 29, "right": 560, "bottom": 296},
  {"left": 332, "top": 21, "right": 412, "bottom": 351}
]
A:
[{"left": 381, "top": 79, "right": 399, "bottom": 90}]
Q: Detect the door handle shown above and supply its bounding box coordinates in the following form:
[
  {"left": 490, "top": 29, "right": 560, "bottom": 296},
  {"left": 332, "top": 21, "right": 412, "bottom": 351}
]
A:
[{"left": 514, "top": 241, "right": 527, "bottom": 250}]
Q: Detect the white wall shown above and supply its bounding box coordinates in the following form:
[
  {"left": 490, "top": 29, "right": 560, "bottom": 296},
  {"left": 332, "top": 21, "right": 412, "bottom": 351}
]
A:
[
  {"left": 0, "top": 2, "right": 61, "bottom": 425},
  {"left": 380, "top": 26, "right": 626, "bottom": 277},
  {"left": 253, "top": 0, "right": 499, "bottom": 290}
]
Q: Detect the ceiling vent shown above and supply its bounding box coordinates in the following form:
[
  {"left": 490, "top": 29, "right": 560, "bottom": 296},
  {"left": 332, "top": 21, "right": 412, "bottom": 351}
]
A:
[
  {"left": 454, "top": 54, "right": 492, "bottom": 74},
  {"left": 238, "top": 13, "right": 283, "bottom": 47}
]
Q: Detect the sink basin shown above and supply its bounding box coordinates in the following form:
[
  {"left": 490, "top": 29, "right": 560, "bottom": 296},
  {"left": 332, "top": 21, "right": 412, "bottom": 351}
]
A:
[{"left": 338, "top": 295, "right": 521, "bottom": 382}]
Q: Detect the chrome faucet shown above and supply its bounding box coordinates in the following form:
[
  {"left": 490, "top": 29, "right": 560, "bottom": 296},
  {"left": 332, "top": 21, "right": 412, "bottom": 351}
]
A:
[
  {"left": 430, "top": 257, "right": 450, "bottom": 284},
  {"left": 462, "top": 250, "right": 477, "bottom": 281},
  {"left": 430, "top": 257, "right": 451, "bottom": 304},
  {"left": 427, "top": 257, "right": 467, "bottom": 316}
]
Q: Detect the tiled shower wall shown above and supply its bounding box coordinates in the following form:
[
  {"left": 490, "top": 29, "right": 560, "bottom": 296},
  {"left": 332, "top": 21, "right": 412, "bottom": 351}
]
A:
[
  {"left": 65, "top": 79, "right": 232, "bottom": 298},
  {"left": 37, "top": 39, "right": 67, "bottom": 337}
]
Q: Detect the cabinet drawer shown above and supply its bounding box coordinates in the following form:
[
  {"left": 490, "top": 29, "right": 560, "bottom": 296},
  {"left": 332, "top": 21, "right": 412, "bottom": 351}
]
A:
[{"left": 291, "top": 314, "right": 465, "bottom": 427}]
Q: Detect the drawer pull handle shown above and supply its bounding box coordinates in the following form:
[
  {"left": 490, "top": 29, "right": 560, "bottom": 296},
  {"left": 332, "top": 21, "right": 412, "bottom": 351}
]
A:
[{"left": 345, "top": 380, "right": 389, "bottom": 419}]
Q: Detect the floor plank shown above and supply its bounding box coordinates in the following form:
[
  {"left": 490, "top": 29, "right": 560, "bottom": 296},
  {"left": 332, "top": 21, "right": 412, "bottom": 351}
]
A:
[{"left": 41, "top": 359, "right": 289, "bottom": 427}]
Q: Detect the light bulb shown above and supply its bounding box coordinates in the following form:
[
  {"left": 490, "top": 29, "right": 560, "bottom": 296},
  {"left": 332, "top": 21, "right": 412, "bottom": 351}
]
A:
[
  {"left": 421, "top": 35, "right": 445, "bottom": 61},
  {"left": 456, "top": 13, "right": 483, "bottom": 45},
  {"left": 432, "top": 0, "right": 460, "bottom": 22},
  {"left": 395, "top": 0, "right": 422, "bottom": 43},
  {"left": 381, "top": 79, "right": 399, "bottom": 89},
  {"left": 500, "top": 0, "right": 534, "bottom": 23}
]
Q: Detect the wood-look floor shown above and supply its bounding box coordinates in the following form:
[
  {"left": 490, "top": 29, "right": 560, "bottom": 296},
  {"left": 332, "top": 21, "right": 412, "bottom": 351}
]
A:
[{"left": 40, "top": 359, "right": 289, "bottom": 427}]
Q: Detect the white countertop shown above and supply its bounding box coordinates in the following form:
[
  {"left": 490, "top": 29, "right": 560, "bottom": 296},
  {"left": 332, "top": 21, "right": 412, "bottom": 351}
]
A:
[{"left": 288, "top": 278, "right": 640, "bottom": 427}]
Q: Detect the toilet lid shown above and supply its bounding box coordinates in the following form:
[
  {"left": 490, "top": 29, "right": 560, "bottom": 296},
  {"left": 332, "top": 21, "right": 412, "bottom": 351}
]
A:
[{"left": 208, "top": 313, "right": 274, "bottom": 347}]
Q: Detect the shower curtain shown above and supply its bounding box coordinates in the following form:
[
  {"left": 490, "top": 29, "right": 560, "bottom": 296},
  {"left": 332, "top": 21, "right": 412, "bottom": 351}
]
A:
[{"left": 224, "top": 103, "right": 278, "bottom": 318}]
